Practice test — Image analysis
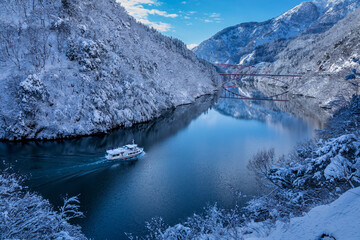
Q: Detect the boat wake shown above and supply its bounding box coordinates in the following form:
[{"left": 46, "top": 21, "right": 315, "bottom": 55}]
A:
[{"left": 29, "top": 155, "right": 142, "bottom": 187}]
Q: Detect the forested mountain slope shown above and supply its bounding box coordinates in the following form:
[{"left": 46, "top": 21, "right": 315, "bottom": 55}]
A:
[
  {"left": 0, "top": 0, "right": 221, "bottom": 140},
  {"left": 195, "top": 0, "right": 360, "bottom": 65},
  {"left": 194, "top": 0, "right": 360, "bottom": 110}
]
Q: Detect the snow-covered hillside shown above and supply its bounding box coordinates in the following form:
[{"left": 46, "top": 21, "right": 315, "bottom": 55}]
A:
[
  {"left": 254, "top": 6, "right": 360, "bottom": 109},
  {"left": 195, "top": 1, "right": 319, "bottom": 64},
  {"left": 0, "top": 0, "right": 222, "bottom": 141},
  {"left": 194, "top": 0, "right": 360, "bottom": 110},
  {"left": 194, "top": 0, "right": 360, "bottom": 65},
  {"left": 140, "top": 96, "right": 360, "bottom": 240}
]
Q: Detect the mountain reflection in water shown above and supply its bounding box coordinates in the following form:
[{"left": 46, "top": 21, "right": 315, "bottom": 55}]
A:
[
  {"left": 0, "top": 96, "right": 217, "bottom": 187},
  {"left": 0, "top": 89, "right": 329, "bottom": 239}
]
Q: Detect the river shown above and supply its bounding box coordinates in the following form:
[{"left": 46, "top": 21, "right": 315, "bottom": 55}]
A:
[{"left": 0, "top": 89, "right": 329, "bottom": 239}]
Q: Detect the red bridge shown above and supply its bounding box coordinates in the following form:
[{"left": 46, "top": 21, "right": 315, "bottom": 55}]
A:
[
  {"left": 216, "top": 64, "right": 302, "bottom": 101},
  {"left": 220, "top": 73, "right": 302, "bottom": 78}
]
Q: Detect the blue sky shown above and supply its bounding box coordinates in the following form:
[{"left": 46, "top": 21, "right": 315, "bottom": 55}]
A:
[{"left": 118, "top": 0, "right": 305, "bottom": 47}]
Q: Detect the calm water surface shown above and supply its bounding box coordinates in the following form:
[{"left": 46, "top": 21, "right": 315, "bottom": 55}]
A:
[{"left": 0, "top": 95, "right": 323, "bottom": 239}]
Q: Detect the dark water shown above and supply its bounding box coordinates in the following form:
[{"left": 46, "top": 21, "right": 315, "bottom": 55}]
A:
[{"left": 0, "top": 93, "right": 325, "bottom": 239}]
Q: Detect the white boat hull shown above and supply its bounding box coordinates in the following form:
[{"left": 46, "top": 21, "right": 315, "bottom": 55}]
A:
[{"left": 105, "top": 149, "right": 145, "bottom": 161}]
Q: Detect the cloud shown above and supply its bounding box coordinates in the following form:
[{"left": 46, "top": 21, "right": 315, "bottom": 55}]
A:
[
  {"left": 209, "top": 13, "right": 221, "bottom": 18},
  {"left": 187, "top": 43, "right": 199, "bottom": 50},
  {"left": 148, "top": 9, "right": 178, "bottom": 18},
  {"left": 203, "top": 12, "right": 222, "bottom": 23},
  {"left": 118, "top": 0, "right": 177, "bottom": 32},
  {"left": 139, "top": 19, "right": 172, "bottom": 32},
  {"left": 180, "top": 10, "right": 197, "bottom": 21}
]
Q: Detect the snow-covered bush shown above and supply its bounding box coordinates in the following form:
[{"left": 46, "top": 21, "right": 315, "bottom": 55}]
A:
[
  {"left": 66, "top": 39, "right": 105, "bottom": 71},
  {"left": 0, "top": 172, "right": 87, "bottom": 239},
  {"left": 18, "top": 74, "right": 51, "bottom": 123},
  {"left": 320, "top": 95, "right": 360, "bottom": 138},
  {"left": 20, "top": 74, "right": 49, "bottom": 104},
  {"left": 133, "top": 205, "right": 243, "bottom": 240},
  {"left": 245, "top": 134, "right": 360, "bottom": 221}
]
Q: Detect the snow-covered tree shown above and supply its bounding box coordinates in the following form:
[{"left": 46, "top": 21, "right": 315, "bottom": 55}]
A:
[
  {"left": 0, "top": 172, "right": 87, "bottom": 239},
  {"left": 0, "top": 0, "right": 221, "bottom": 141},
  {"left": 140, "top": 95, "right": 360, "bottom": 239}
]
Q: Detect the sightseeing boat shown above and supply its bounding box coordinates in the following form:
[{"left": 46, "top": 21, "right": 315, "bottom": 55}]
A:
[{"left": 105, "top": 142, "right": 144, "bottom": 161}]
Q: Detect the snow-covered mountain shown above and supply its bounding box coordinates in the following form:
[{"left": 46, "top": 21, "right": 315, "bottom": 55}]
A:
[
  {"left": 194, "top": 0, "right": 360, "bottom": 110},
  {"left": 194, "top": 0, "right": 360, "bottom": 65},
  {"left": 195, "top": 1, "right": 318, "bottom": 64},
  {"left": 255, "top": 6, "right": 360, "bottom": 109},
  {"left": 0, "top": 0, "right": 222, "bottom": 141}
]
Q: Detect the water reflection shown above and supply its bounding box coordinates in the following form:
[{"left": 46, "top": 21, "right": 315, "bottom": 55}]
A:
[
  {"left": 0, "top": 89, "right": 328, "bottom": 239},
  {"left": 0, "top": 95, "right": 217, "bottom": 187},
  {"left": 217, "top": 81, "right": 330, "bottom": 129},
  {"left": 254, "top": 81, "right": 332, "bottom": 127}
]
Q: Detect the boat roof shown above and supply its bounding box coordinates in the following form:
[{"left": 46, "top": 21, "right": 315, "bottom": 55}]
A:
[
  {"left": 106, "top": 144, "right": 138, "bottom": 155},
  {"left": 106, "top": 148, "right": 125, "bottom": 155},
  {"left": 125, "top": 144, "right": 137, "bottom": 148}
]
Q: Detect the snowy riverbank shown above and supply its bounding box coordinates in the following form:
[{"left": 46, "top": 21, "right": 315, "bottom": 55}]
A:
[
  {"left": 140, "top": 95, "right": 360, "bottom": 239},
  {"left": 1, "top": 96, "right": 359, "bottom": 239},
  {"left": 247, "top": 187, "right": 360, "bottom": 240}
]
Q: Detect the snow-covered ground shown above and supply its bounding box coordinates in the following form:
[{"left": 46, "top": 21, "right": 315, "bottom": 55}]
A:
[
  {"left": 248, "top": 187, "right": 360, "bottom": 240},
  {"left": 0, "top": 0, "right": 222, "bottom": 141}
]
